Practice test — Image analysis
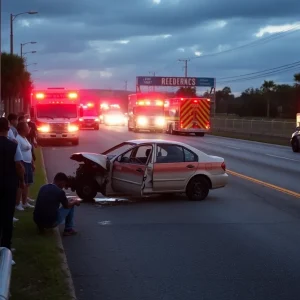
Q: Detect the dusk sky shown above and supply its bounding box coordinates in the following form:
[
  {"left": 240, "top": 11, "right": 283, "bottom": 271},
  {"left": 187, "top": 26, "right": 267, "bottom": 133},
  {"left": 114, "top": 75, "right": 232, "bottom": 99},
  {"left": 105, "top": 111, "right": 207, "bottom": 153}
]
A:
[{"left": 2, "top": 0, "right": 300, "bottom": 94}]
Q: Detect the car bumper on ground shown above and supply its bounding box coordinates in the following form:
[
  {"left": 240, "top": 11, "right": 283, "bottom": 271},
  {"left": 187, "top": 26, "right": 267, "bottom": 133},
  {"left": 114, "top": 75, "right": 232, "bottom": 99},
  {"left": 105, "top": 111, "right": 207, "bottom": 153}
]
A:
[{"left": 210, "top": 173, "right": 229, "bottom": 189}]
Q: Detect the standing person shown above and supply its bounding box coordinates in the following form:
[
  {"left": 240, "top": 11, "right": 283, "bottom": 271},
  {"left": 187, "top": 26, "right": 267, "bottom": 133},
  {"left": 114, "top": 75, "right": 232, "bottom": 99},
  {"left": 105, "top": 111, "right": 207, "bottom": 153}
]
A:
[
  {"left": 7, "top": 114, "right": 21, "bottom": 220},
  {"left": 8, "top": 113, "right": 18, "bottom": 138},
  {"left": 0, "top": 117, "right": 25, "bottom": 265},
  {"left": 15, "top": 122, "right": 35, "bottom": 210}
]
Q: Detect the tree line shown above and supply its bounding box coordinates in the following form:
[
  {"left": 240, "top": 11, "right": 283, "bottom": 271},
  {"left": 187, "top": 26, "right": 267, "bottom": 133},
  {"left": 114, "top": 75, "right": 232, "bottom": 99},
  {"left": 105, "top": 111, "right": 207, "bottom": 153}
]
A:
[
  {"left": 176, "top": 73, "right": 300, "bottom": 119},
  {"left": 1, "top": 52, "right": 33, "bottom": 116}
]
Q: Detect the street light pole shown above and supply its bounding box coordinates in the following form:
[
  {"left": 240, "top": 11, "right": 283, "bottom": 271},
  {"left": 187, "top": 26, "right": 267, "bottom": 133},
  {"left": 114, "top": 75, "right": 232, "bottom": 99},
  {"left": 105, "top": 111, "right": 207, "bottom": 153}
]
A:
[
  {"left": 10, "top": 11, "right": 38, "bottom": 55},
  {"left": 21, "top": 41, "right": 37, "bottom": 57}
]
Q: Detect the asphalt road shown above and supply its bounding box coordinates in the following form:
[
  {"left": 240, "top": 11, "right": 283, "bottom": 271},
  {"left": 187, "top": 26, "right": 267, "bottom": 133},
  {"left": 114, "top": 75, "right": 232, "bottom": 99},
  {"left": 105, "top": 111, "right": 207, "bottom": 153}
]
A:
[{"left": 42, "top": 126, "right": 300, "bottom": 300}]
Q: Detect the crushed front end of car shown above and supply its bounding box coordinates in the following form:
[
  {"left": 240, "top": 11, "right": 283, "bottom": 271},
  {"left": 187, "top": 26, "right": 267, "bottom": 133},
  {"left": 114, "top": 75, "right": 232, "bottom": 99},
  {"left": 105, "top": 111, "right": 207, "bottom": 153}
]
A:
[{"left": 67, "top": 152, "right": 111, "bottom": 201}]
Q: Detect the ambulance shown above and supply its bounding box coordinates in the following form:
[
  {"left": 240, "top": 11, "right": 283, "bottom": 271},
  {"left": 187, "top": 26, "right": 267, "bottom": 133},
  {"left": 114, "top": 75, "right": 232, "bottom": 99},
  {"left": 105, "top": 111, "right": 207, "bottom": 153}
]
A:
[
  {"left": 164, "top": 97, "right": 211, "bottom": 136},
  {"left": 127, "top": 93, "right": 165, "bottom": 132},
  {"left": 30, "top": 88, "right": 81, "bottom": 145}
]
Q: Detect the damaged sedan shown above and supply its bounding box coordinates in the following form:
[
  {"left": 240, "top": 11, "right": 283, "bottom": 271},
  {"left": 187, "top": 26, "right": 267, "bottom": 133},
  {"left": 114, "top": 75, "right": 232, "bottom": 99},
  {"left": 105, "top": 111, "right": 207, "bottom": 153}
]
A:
[{"left": 67, "top": 139, "right": 228, "bottom": 201}]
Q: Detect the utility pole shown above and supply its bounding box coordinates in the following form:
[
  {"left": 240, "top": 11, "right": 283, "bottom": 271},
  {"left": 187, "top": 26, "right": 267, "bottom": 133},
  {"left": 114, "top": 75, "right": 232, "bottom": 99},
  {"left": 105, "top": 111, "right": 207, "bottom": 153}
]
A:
[
  {"left": 124, "top": 80, "right": 127, "bottom": 91},
  {"left": 178, "top": 59, "right": 190, "bottom": 77},
  {"left": 149, "top": 71, "right": 156, "bottom": 91}
]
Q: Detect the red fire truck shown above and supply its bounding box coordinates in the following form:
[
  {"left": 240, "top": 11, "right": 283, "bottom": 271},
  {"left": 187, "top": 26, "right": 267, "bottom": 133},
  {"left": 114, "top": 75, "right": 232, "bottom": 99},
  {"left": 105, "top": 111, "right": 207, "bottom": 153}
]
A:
[
  {"left": 30, "top": 88, "right": 81, "bottom": 145},
  {"left": 127, "top": 93, "right": 165, "bottom": 132},
  {"left": 164, "top": 97, "right": 211, "bottom": 136}
]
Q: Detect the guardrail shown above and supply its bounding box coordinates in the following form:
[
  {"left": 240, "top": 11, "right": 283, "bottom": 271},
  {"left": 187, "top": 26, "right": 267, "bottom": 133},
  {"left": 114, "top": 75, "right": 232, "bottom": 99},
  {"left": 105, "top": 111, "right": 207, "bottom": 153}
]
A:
[
  {"left": 211, "top": 117, "right": 295, "bottom": 138},
  {"left": 0, "top": 247, "right": 12, "bottom": 300}
]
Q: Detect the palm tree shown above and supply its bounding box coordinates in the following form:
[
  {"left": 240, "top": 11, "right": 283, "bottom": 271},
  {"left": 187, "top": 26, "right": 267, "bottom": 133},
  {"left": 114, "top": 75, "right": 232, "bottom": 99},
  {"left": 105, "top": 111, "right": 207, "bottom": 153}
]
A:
[{"left": 261, "top": 80, "right": 276, "bottom": 118}]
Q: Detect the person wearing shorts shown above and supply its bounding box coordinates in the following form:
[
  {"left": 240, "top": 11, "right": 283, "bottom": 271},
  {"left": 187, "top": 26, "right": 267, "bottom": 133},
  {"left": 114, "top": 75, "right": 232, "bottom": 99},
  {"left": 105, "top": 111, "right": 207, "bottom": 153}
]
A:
[{"left": 16, "top": 121, "right": 35, "bottom": 210}]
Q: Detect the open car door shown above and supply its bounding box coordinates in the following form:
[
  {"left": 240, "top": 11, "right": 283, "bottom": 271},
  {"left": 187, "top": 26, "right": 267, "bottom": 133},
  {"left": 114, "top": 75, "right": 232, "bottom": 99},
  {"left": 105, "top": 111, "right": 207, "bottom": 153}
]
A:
[{"left": 111, "top": 144, "right": 153, "bottom": 195}]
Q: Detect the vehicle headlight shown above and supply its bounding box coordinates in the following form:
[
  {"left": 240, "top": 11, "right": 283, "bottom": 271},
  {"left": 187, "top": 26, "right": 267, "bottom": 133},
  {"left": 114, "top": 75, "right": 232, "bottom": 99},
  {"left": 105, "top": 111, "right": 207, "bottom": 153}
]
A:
[
  {"left": 37, "top": 125, "right": 50, "bottom": 133},
  {"left": 155, "top": 117, "right": 165, "bottom": 126},
  {"left": 68, "top": 124, "right": 79, "bottom": 132},
  {"left": 137, "top": 116, "right": 148, "bottom": 126}
]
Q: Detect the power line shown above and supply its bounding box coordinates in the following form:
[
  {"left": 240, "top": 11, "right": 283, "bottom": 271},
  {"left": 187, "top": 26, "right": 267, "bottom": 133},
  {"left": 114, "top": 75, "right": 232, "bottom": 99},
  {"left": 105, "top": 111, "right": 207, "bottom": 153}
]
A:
[
  {"left": 217, "top": 61, "right": 300, "bottom": 84},
  {"left": 219, "top": 60, "right": 300, "bottom": 80},
  {"left": 154, "top": 23, "right": 300, "bottom": 75},
  {"left": 191, "top": 23, "right": 300, "bottom": 60}
]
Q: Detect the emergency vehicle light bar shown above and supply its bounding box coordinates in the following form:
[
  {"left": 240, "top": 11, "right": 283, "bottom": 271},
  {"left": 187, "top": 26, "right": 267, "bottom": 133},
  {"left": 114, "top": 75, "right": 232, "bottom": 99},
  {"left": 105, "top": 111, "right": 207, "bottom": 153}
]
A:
[
  {"left": 136, "top": 100, "right": 164, "bottom": 106},
  {"left": 34, "top": 92, "right": 78, "bottom": 100}
]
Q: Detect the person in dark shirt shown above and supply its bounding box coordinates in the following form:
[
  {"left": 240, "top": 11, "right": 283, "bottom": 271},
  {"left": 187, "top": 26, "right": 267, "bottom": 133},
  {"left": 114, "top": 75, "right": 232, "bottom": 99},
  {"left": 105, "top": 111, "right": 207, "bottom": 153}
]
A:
[
  {"left": 33, "top": 172, "right": 80, "bottom": 236},
  {"left": 0, "top": 117, "right": 25, "bottom": 265}
]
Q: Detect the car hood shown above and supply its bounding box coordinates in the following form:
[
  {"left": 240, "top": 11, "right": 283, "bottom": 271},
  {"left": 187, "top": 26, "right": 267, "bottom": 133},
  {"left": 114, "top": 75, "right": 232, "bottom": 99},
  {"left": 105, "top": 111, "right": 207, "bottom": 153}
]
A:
[{"left": 70, "top": 152, "right": 109, "bottom": 170}]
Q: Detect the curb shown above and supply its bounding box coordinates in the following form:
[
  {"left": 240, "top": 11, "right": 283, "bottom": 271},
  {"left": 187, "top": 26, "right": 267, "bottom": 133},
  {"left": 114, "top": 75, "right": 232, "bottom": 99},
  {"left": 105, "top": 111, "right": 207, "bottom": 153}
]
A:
[{"left": 40, "top": 148, "right": 77, "bottom": 300}]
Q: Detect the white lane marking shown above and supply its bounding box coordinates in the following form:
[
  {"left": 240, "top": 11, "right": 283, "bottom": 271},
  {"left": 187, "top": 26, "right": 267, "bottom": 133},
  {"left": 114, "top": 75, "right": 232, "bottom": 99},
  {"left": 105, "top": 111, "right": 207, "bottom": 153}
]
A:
[
  {"left": 266, "top": 153, "right": 300, "bottom": 162},
  {"left": 98, "top": 221, "right": 112, "bottom": 226}
]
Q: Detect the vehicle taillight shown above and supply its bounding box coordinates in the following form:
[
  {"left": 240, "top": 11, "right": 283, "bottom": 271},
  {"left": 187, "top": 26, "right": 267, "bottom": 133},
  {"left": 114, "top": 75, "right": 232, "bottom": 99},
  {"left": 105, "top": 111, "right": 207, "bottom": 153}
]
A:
[
  {"left": 36, "top": 93, "right": 45, "bottom": 99},
  {"left": 193, "top": 100, "right": 198, "bottom": 103},
  {"left": 68, "top": 92, "right": 78, "bottom": 99},
  {"left": 79, "top": 118, "right": 83, "bottom": 122},
  {"left": 221, "top": 162, "right": 226, "bottom": 171},
  {"left": 206, "top": 122, "right": 210, "bottom": 129}
]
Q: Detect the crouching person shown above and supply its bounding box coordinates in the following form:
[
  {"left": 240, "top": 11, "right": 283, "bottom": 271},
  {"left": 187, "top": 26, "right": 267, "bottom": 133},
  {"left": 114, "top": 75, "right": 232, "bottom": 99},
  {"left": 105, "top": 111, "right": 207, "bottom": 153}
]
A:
[{"left": 33, "top": 172, "right": 80, "bottom": 236}]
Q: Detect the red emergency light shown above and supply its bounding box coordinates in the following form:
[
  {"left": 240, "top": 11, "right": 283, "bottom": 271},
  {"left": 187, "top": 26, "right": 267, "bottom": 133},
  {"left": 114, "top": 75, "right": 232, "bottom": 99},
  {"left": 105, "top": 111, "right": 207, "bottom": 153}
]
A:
[
  {"left": 34, "top": 92, "right": 78, "bottom": 100},
  {"left": 36, "top": 93, "right": 45, "bottom": 99},
  {"left": 136, "top": 100, "right": 164, "bottom": 106}
]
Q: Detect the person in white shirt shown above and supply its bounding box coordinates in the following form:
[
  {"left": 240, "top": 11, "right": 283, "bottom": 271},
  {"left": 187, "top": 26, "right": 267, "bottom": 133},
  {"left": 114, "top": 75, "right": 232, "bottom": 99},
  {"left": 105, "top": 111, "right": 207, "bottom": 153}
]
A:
[{"left": 15, "top": 122, "right": 35, "bottom": 210}]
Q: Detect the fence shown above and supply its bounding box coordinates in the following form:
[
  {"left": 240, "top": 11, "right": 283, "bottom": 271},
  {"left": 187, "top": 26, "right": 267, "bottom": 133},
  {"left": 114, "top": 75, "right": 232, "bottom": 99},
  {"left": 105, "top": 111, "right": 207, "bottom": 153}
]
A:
[
  {"left": 0, "top": 247, "right": 12, "bottom": 300},
  {"left": 211, "top": 117, "right": 295, "bottom": 138}
]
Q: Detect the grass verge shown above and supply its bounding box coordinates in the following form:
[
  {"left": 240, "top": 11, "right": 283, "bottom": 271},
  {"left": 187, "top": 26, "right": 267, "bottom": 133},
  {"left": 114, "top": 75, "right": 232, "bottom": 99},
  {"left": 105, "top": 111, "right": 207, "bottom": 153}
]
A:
[
  {"left": 210, "top": 130, "right": 290, "bottom": 146},
  {"left": 11, "top": 147, "right": 72, "bottom": 300}
]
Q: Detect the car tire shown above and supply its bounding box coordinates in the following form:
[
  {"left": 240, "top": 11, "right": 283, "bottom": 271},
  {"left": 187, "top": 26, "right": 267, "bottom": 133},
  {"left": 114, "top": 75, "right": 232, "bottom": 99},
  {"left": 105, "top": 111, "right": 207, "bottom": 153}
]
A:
[
  {"left": 186, "top": 176, "right": 210, "bottom": 201},
  {"left": 76, "top": 180, "right": 98, "bottom": 201},
  {"left": 292, "top": 137, "right": 299, "bottom": 152}
]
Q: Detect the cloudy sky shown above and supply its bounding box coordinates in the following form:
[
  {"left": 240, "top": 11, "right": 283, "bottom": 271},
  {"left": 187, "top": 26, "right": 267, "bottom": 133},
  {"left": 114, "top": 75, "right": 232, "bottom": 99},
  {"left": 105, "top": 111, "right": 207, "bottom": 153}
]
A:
[{"left": 1, "top": 0, "right": 300, "bottom": 94}]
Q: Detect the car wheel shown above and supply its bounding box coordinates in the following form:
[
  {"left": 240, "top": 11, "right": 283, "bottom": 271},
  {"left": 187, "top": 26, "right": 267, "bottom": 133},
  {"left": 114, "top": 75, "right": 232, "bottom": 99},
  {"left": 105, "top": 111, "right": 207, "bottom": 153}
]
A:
[
  {"left": 186, "top": 176, "right": 210, "bottom": 201},
  {"left": 292, "top": 138, "right": 299, "bottom": 152},
  {"left": 76, "top": 180, "right": 98, "bottom": 201}
]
